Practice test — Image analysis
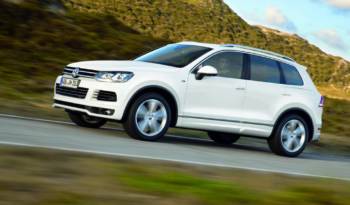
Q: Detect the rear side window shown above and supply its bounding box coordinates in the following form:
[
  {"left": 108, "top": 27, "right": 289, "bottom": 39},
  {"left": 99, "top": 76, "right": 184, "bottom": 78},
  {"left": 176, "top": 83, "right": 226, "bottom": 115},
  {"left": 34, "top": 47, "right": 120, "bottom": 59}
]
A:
[
  {"left": 280, "top": 63, "right": 304, "bottom": 86},
  {"left": 249, "top": 55, "right": 281, "bottom": 84}
]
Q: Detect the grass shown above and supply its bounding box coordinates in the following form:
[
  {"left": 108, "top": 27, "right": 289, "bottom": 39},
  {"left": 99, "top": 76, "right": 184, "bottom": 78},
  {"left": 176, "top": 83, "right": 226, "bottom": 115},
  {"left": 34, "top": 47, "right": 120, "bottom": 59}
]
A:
[
  {"left": 322, "top": 97, "right": 350, "bottom": 137},
  {"left": 0, "top": 147, "right": 349, "bottom": 205},
  {"left": 318, "top": 85, "right": 350, "bottom": 101}
]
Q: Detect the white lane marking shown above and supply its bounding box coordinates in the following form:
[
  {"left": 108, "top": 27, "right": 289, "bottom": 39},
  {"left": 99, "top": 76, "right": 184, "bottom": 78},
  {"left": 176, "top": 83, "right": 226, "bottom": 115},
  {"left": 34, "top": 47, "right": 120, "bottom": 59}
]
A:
[
  {"left": 0, "top": 140, "right": 348, "bottom": 182},
  {"left": 1, "top": 113, "right": 349, "bottom": 181}
]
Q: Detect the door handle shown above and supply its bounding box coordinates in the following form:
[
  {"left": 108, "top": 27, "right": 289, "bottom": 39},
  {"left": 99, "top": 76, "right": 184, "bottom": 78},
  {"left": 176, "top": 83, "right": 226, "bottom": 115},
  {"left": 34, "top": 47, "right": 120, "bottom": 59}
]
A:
[
  {"left": 235, "top": 87, "right": 246, "bottom": 91},
  {"left": 282, "top": 93, "right": 291, "bottom": 96}
]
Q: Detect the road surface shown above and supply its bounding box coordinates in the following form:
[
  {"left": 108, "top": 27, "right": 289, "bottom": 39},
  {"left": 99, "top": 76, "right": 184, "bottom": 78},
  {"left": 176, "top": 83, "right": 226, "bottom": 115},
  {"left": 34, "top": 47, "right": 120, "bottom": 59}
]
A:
[{"left": 0, "top": 115, "right": 349, "bottom": 181}]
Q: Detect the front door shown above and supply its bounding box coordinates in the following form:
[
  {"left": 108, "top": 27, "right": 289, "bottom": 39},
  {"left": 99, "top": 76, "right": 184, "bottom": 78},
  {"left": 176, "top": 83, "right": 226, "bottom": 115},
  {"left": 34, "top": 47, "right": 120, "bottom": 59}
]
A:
[{"left": 181, "top": 52, "right": 247, "bottom": 133}]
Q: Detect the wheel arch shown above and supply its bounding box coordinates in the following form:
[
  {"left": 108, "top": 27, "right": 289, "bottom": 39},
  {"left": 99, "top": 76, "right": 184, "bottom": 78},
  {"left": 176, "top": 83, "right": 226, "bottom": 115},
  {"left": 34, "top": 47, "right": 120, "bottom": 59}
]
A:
[
  {"left": 273, "top": 108, "right": 314, "bottom": 142},
  {"left": 121, "top": 85, "right": 179, "bottom": 127}
]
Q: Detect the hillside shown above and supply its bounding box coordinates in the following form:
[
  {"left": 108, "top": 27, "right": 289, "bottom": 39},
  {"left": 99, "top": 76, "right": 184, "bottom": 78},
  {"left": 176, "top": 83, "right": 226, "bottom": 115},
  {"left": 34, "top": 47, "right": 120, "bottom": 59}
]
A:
[
  {"left": 63, "top": 0, "right": 350, "bottom": 90},
  {"left": 0, "top": 0, "right": 167, "bottom": 102}
]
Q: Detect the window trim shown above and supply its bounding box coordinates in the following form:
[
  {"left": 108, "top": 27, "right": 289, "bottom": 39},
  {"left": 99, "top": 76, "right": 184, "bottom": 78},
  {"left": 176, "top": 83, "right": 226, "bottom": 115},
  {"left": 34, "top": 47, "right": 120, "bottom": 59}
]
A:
[
  {"left": 243, "top": 53, "right": 250, "bottom": 80},
  {"left": 190, "top": 49, "right": 302, "bottom": 84},
  {"left": 277, "top": 62, "right": 286, "bottom": 84}
]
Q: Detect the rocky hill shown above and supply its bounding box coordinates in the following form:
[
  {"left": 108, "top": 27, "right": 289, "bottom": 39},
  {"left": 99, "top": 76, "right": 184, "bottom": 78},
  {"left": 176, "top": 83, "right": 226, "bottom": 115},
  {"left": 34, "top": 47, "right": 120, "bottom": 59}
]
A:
[
  {"left": 63, "top": 0, "right": 350, "bottom": 89},
  {"left": 1, "top": 0, "right": 349, "bottom": 96}
]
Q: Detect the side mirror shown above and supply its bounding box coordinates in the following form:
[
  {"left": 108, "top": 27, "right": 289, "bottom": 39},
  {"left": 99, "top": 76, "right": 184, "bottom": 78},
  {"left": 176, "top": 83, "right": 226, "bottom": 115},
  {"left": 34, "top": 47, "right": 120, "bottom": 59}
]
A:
[{"left": 195, "top": 65, "right": 218, "bottom": 80}]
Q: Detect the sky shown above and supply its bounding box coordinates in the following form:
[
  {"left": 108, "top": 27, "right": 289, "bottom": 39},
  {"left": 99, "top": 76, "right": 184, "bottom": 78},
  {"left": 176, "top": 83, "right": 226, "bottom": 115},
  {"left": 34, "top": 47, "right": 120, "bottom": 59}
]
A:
[{"left": 224, "top": 0, "right": 350, "bottom": 60}]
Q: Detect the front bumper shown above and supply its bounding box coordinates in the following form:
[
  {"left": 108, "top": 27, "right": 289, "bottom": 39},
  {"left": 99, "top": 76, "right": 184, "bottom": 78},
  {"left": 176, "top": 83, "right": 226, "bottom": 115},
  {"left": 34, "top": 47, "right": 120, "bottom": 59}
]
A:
[{"left": 53, "top": 75, "right": 130, "bottom": 120}]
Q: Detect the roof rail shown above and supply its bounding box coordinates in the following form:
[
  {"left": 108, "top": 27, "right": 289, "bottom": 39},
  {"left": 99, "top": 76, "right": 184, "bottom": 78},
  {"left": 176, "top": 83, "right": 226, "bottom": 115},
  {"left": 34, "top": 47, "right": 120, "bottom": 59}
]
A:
[{"left": 222, "top": 44, "right": 295, "bottom": 62}]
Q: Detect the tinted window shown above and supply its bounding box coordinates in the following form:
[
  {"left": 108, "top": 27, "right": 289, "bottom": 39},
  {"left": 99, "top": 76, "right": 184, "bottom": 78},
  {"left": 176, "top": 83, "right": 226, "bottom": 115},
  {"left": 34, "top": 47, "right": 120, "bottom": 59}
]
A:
[
  {"left": 201, "top": 52, "right": 244, "bottom": 79},
  {"left": 136, "top": 44, "right": 212, "bottom": 68},
  {"left": 280, "top": 63, "right": 303, "bottom": 86},
  {"left": 250, "top": 55, "right": 281, "bottom": 83}
]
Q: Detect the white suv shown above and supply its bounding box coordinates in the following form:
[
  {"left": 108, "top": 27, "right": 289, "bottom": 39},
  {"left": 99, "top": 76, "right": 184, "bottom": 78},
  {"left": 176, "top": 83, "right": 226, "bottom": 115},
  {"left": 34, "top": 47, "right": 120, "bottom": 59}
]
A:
[{"left": 53, "top": 42, "right": 323, "bottom": 157}]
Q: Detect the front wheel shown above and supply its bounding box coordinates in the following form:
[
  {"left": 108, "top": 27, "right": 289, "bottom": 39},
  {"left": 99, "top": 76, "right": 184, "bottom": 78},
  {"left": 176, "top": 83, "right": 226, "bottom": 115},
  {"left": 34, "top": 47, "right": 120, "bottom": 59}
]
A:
[
  {"left": 268, "top": 114, "right": 309, "bottom": 157},
  {"left": 67, "top": 111, "right": 107, "bottom": 128},
  {"left": 123, "top": 93, "right": 171, "bottom": 141}
]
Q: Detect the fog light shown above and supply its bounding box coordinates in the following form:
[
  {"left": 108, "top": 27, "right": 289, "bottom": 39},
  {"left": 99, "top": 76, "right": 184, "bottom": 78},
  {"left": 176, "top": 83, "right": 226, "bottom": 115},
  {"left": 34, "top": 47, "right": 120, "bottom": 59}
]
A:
[
  {"left": 104, "top": 109, "right": 114, "bottom": 115},
  {"left": 87, "top": 107, "right": 114, "bottom": 116}
]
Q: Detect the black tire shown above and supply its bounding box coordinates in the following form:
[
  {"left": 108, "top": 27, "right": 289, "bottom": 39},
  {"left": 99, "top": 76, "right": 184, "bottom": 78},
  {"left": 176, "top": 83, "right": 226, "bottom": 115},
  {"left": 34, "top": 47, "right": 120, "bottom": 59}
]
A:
[
  {"left": 268, "top": 114, "right": 309, "bottom": 157},
  {"left": 208, "top": 131, "right": 240, "bottom": 145},
  {"left": 123, "top": 93, "right": 171, "bottom": 141},
  {"left": 67, "top": 111, "right": 107, "bottom": 128}
]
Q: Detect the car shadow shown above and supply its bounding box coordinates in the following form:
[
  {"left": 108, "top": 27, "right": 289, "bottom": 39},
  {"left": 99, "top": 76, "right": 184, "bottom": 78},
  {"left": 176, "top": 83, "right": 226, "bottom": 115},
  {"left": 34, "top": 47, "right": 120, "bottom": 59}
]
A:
[
  {"left": 160, "top": 134, "right": 271, "bottom": 153},
  {"left": 159, "top": 134, "right": 350, "bottom": 163}
]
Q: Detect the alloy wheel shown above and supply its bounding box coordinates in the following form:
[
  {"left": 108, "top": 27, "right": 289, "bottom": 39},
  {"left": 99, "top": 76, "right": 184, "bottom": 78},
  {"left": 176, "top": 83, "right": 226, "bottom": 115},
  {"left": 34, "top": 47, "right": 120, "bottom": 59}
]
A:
[
  {"left": 134, "top": 99, "right": 168, "bottom": 136},
  {"left": 280, "top": 119, "right": 306, "bottom": 153}
]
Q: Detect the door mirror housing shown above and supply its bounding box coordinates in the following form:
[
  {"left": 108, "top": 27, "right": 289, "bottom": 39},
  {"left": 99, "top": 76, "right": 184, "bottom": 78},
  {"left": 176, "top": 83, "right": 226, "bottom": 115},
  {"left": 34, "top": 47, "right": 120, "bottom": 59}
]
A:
[{"left": 195, "top": 65, "right": 218, "bottom": 80}]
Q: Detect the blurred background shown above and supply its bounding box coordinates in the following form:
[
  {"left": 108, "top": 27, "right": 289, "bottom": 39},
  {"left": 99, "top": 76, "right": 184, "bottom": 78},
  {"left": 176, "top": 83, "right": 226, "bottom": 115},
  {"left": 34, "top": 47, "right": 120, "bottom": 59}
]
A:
[{"left": 0, "top": 0, "right": 349, "bottom": 204}]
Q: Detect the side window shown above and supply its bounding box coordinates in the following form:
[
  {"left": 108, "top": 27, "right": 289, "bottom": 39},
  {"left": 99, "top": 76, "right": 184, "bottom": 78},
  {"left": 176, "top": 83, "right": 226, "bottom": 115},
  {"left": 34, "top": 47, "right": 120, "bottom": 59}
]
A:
[
  {"left": 249, "top": 55, "right": 281, "bottom": 84},
  {"left": 201, "top": 52, "right": 244, "bottom": 79},
  {"left": 280, "top": 63, "right": 304, "bottom": 86}
]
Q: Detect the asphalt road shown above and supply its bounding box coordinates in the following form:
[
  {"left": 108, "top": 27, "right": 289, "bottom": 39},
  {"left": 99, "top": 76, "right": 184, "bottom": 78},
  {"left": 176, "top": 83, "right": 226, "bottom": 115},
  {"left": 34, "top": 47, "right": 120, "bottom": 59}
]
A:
[{"left": 0, "top": 115, "right": 349, "bottom": 181}]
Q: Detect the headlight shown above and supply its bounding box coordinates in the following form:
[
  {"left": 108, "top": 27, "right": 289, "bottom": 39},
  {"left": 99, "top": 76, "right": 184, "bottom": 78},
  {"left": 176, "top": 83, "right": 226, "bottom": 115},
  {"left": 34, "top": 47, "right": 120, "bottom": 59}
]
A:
[{"left": 95, "top": 71, "right": 134, "bottom": 83}]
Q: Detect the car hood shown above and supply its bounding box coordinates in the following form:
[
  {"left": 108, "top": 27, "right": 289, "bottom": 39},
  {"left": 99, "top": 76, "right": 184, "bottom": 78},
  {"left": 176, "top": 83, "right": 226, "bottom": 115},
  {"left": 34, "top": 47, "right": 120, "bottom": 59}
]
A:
[{"left": 67, "top": 60, "right": 177, "bottom": 72}]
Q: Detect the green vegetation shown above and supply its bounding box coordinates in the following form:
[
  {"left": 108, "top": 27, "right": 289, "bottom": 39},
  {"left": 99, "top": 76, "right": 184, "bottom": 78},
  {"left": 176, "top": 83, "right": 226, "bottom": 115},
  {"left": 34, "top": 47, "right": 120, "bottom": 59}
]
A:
[
  {"left": 323, "top": 98, "right": 350, "bottom": 135},
  {"left": 0, "top": 147, "right": 349, "bottom": 205}
]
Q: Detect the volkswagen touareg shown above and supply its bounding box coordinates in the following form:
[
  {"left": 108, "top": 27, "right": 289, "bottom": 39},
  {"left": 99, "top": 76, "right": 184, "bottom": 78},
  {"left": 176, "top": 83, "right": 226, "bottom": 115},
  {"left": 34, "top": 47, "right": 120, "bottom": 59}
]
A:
[{"left": 53, "top": 42, "right": 323, "bottom": 157}]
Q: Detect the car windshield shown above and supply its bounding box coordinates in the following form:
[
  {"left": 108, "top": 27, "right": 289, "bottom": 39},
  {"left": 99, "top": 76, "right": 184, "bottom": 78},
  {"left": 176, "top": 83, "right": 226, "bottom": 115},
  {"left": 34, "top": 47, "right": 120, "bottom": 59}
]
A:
[{"left": 135, "top": 44, "right": 212, "bottom": 68}]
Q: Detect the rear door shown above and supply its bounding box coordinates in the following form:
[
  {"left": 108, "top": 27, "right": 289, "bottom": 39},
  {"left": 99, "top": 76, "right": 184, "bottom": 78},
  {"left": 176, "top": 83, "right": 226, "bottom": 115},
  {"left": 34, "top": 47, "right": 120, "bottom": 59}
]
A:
[{"left": 241, "top": 54, "right": 285, "bottom": 126}]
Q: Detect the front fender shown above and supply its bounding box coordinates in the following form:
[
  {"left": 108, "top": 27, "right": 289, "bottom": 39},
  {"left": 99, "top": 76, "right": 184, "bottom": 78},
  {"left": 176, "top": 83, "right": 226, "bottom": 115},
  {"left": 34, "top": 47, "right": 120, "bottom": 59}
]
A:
[{"left": 126, "top": 80, "right": 181, "bottom": 106}]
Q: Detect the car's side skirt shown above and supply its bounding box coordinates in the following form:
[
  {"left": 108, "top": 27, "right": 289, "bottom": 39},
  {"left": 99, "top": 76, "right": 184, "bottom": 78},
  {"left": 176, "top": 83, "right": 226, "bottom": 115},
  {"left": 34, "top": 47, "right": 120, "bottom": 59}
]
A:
[{"left": 177, "top": 115, "right": 273, "bottom": 138}]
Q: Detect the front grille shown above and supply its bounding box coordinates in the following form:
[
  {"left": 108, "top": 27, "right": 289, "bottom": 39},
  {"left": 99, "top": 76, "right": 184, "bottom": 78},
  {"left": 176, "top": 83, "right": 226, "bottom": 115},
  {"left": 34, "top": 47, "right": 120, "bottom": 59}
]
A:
[
  {"left": 97, "top": 90, "right": 117, "bottom": 102},
  {"left": 55, "top": 84, "right": 88, "bottom": 99},
  {"left": 63, "top": 67, "right": 98, "bottom": 78}
]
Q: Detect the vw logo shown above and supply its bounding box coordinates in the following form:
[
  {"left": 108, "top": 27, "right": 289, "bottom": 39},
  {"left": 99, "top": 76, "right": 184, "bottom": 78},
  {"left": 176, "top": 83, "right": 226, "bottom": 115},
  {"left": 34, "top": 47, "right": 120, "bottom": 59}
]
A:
[{"left": 72, "top": 68, "right": 80, "bottom": 78}]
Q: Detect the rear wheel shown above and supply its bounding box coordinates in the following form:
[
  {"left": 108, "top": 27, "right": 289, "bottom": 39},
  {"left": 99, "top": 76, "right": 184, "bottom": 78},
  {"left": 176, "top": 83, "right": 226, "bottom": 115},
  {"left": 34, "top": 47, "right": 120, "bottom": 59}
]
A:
[
  {"left": 67, "top": 111, "right": 107, "bottom": 128},
  {"left": 268, "top": 114, "right": 309, "bottom": 157},
  {"left": 123, "top": 93, "right": 171, "bottom": 141},
  {"left": 208, "top": 131, "right": 240, "bottom": 145}
]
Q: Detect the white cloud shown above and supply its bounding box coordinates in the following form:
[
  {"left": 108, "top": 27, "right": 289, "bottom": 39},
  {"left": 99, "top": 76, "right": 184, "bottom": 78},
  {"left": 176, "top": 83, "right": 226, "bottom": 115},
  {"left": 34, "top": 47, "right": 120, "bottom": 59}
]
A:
[
  {"left": 326, "top": 0, "right": 350, "bottom": 9},
  {"left": 266, "top": 7, "right": 287, "bottom": 25},
  {"left": 314, "top": 29, "right": 347, "bottom": 50},
  {"left": 264, "top": 6, "right": 297, "bottom": 32}
]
